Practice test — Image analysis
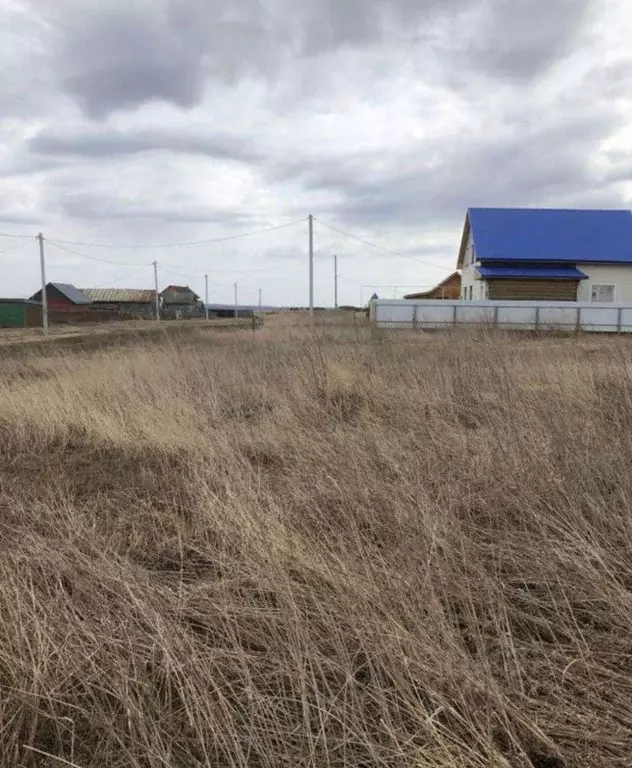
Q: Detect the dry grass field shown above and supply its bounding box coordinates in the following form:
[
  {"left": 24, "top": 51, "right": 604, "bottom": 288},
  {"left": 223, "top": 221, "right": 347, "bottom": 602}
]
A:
[{"left": 1, "top": 318, "right": 631, "bottom": 767}]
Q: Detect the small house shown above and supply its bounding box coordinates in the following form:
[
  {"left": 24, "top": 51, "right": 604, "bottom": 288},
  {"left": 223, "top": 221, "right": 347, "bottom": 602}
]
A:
[
  {"left": 404, "top": 272, "right": 461, "bottom": 300},
  {"left": 29, "top": 283, "right": 91, "bottom": 313},
  {"left": 159, "top": 285, "right": 202, "bottom": 318},
  {"left": 459, "top": 208, "right": 632, "bottom": 302}
]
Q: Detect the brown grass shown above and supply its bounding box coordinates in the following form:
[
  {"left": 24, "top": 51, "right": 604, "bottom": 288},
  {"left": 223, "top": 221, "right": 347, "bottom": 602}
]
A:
[{"left": 0, "top": 319, "right": 631, "bottom": 767}]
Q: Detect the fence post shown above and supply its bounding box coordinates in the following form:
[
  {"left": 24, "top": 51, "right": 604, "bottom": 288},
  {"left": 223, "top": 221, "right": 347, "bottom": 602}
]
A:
[
  {"left": 618, "top": 306, "right": 623, "bottom": 334},
  {"left": 412, "top": 305, "right": 418, "bottom": 331},
  {"left": 493, "top": 305, "right": 499, "bottom": 328},
  {"left": 576, "top": 306, "right": 581, "bottom": 335},
  {"left": 535, "top": 306, "right": 540, "bottom": 332},
  {"left": 453, "top": 304, "right": 458, "bottom": 327}
]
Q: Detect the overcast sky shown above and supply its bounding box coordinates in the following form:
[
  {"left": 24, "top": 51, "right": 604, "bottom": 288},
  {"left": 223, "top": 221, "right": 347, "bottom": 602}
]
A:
[{"left": 1, "top": 0, "right": 631, "bottom": 306}]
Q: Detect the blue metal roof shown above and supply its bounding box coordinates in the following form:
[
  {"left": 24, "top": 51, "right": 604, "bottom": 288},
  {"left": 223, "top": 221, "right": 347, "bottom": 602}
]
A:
[
  {"left": 477, "top": 265, "right": 588, "bottom": 280},
  {"left": 469, "top": 208, "right": 632, "bottom": 263}
]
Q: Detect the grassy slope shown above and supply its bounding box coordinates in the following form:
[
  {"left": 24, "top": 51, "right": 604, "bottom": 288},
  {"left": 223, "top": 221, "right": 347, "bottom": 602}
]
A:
[{"left": 0, "top": 324, "right": 631, "bottom": 766}]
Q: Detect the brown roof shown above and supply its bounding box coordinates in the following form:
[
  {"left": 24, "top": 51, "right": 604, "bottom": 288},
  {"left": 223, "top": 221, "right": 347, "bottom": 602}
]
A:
[
  {"left": 404, "top": 272, "right": 461, "bottom": 299},
  {"left": 159, "top": 285, "right": 200, "bottom": 300},
  {"left": 81, "top": 288, "right": 156, "bottom": 303}
]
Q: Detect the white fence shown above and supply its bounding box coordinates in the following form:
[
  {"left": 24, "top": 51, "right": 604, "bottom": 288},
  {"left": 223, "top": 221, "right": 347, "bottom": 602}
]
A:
[{"left": 370, "top": 299, "right": 632, "bottom": 333}]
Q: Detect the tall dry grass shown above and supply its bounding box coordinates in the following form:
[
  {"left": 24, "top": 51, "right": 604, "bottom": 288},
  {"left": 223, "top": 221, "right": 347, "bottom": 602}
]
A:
[{"left": 0, "top": 324, "right": 631, "bottom": 767}]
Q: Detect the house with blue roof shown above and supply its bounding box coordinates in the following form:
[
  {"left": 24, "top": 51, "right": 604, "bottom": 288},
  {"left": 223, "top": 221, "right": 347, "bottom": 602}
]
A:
[{"left": 457, "top": 208, "right": 632, "bottom": 303}]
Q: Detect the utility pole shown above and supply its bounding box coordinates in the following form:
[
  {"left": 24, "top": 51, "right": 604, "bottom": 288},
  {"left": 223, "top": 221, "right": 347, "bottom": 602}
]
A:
[
  {"left": 153, "top": 261, "right": 160, "bottom": 321},
  {"left": 37, "top": 233, "right": 49, "bottom": 336},
  {"left": 308, "top": 214, "right": 314, "bottom": 315},
  {"left": 334, "top": 254, "right": 338, "bottom": 309},
  {"left": 204, "top": 274, "right": 209, "bottom": 320},
  {"left": 258, "top": 288, "right": 262, "bottom": 317},
  {"left": 234, "top": 282, "right": 238, "bottom": 318}
]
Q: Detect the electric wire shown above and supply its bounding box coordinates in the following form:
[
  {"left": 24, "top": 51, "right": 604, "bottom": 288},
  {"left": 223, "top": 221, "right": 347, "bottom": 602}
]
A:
[
  {"left": 47, "top": 218, "right": 307, "bottom": 249},
  {"left": 314, "top": 217, "right": 452, "bottom": 271}
]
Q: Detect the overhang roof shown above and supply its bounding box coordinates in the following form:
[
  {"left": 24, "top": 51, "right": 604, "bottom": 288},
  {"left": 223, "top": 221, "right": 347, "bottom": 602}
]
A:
[{"left": 477, "top": 265, "right": 588, "bottom": 280}]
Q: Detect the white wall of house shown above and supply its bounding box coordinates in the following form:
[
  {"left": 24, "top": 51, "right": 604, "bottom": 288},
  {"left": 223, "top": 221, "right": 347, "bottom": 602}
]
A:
[
  {"left": 474, "top": 278, "right": 488, "bottom": 300},
  {"left": 459, "top": 230, "right": 483, "bottom": 299},
  {"left": 576, "top": 265, "right": 632, "bottom": 303}
]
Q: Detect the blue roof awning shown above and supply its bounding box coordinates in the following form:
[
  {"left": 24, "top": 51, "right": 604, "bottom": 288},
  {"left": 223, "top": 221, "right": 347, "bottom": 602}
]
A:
[{"left": 477, "top": 265, "right": 588, "bottom": 280}]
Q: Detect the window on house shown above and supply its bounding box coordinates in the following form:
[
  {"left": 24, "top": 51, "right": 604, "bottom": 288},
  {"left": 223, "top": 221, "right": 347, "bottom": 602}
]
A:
[{"left": 591, "top": 284, "right": 615, "bottom": 302}]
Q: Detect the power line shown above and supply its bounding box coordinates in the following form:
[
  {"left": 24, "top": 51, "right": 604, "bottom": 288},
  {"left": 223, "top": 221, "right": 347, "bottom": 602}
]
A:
[
  {"left": 157, "top": 256, "right": 303, "bottom": 274},
  {"left": 84, "top": 265, "right": 154, "bottom": 286},
  {"left": 314, "top": 217, "right": 452, "bottom": 271},
  {"left": 47, "top": 240, "right": 150, "bottom": 267},
  {"left": 0, "top": 231, "right": 34, "bottom": 240},
  {"left": 49, "top": 236, "right": 304, "bottom": 275},
  {"left": 194, "top": 263, "right": 300, "bottom": 274},
  {"left": 47, "top": 218, "right": 307, "bottom": 249},
  {"left": 160, "top": 265, "right": 229, "bottom": 288},
  {"left": 0, "top": 241, "right": 29, "bottom": 257}
]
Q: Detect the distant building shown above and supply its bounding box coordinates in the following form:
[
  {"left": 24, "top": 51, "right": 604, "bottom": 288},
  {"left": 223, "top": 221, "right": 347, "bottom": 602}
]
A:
[
  {"left": 404, "top": 272, "right": 461, "bottom": 300},
  {"left": 81, "top": 288, "right": 157, "bottom": 318},
  {"left": 459, "top": 208, "right": 632, "bottom": 302},
  {"left": 159, "top": 285, "right": 202, "bottom": 318},
  {"left": 207, "top": 304, "right": 255, "bottom": 319},
  {"left": 0, "top": 298, "right": 41, "bottom": 328},
  {"left": 29, "top": 283, "right": 91, "bottom": 313}
]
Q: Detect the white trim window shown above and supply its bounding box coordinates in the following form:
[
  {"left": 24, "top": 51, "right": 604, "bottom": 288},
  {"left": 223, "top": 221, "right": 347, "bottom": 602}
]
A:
[{"left": 591, "top": 284, "right": 616, "bottom": 302}]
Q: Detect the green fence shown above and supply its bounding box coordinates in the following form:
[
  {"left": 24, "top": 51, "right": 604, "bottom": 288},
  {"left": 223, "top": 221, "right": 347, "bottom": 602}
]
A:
[{"left": 0, "top": 302, "right": 26, "bottom": 328}]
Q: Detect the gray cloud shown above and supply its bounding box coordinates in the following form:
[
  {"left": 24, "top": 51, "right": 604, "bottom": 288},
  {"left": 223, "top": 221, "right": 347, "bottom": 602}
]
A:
[
  {"left": 53, "top": 2, "right": 215, "bottom": 118},
  {"left": 262, "top": 245, "right": 306, "bottom": 262},
  {"left": 52, "top": 191, "right": 258, "bottom": 225},
  {"left": 270, "top": 83, "right": 629, "bottom": 231},
  {"left": 33, "top": 0, "right": 597, "bottom": 118},
  {"left": 0, "top": 191, "right": 41, "bottom": 226},
  {"left": 0, "top": 154, "right": 65, "bottom": 178},
  {"left": 0, "top": 212, "right": 41, "bottom": 226},
  {"left": 43, "top": 0, "right": 278, "bottom": 119},
  {"left": 30, "top": 127, "right": 263, "bottom": 163},
  {"left": 0, "top": 4, "right": 54, "bottom": 118},
  {"left": 457, "top": 0, "right": 596, "bottom": 82}
]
